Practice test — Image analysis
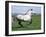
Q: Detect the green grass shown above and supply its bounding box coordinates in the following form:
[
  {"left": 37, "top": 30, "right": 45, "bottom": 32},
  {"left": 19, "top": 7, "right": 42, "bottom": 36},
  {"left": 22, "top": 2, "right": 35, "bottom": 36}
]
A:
[{"left": 12, "top": 15, "right": 41, "bottom": 31}]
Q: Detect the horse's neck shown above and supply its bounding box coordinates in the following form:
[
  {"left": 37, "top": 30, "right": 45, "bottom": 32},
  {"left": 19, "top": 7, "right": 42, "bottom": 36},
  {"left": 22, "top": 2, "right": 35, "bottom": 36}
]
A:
[{"left": 26, "top": 11, "right": 32, "bottom": 16}]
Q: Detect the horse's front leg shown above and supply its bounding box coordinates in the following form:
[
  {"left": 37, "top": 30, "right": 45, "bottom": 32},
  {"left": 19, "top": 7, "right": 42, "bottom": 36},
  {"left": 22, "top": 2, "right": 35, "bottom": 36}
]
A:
[
  {"left": 29, "top": 19, "right": 32, "bottom": 24},
  {"left": 27, "top": 19, "right": 32, "bottom": 25}
]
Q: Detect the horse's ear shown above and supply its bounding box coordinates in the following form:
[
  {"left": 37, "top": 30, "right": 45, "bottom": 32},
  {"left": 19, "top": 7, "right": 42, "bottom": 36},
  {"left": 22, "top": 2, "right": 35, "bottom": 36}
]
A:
[{"left": 31, "top": 9, "right": 33, "bottom": 11}]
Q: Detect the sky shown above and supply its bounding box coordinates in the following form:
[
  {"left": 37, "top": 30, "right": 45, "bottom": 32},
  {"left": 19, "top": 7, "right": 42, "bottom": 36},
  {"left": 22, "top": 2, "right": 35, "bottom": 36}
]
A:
[{"left": 11, "top": 5, "right": 41, "bottom": 14}]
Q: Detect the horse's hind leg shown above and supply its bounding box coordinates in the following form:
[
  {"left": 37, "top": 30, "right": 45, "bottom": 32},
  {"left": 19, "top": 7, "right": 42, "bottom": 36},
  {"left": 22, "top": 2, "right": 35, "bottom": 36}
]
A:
[{"left": 18, "top": 21, "right": 24, "bottom": 27}]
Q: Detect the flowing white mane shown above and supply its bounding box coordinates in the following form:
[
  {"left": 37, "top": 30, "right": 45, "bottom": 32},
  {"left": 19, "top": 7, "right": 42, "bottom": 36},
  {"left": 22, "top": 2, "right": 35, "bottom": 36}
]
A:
[{"left": 26, "top": 10, "right": 32, "bottom": 16}]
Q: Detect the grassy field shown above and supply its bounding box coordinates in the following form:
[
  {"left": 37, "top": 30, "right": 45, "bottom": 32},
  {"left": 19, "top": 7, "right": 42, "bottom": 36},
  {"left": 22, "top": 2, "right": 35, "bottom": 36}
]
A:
[{"left": 12, "top": 15, "right": 41, "bottom": 31}]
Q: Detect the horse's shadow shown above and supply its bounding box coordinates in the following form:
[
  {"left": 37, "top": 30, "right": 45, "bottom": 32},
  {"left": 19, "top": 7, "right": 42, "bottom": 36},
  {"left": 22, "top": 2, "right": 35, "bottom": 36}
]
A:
[
  {"left": 15, "top": 23, "right": 32, "bottom": 28},
  {"left": 15, "top": 26, "right": 24, "bottom": 28}
]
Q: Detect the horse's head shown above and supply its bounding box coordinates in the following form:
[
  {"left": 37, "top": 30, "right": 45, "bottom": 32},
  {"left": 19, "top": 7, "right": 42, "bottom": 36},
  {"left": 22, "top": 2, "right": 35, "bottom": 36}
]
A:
[
  {"left": 25, "top": 9, "right": 33, "bottom": 16},
  {"left": 29, "top": 9, "right": 33, "bottom": 11}
]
